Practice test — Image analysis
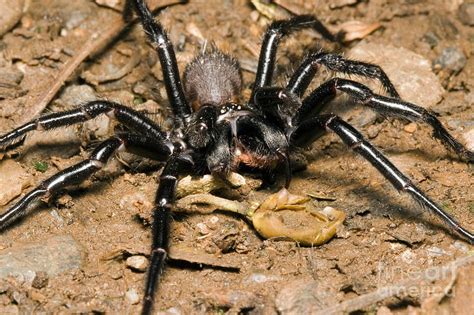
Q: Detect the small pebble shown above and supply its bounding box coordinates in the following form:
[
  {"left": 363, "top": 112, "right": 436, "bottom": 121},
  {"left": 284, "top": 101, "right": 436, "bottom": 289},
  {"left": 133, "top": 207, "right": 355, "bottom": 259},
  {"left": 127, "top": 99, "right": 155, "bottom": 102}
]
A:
[
  {"left": 250, "top": 10, "right": 260, "bottom": 22},
  {"left": 59, "top": 84, "right": 97, "bottom": 107},
  {"left": 157, "top": 307, "right": 182, "bottom": 315},
  {"left": 244, "top": 273, "right": 280, "bottom": 284},
  {"left": 196, "top": 222, "right": 211, "bottom": 235},
  {"left": 433, "top": 47, "right": 467, "bottom": 74},
  {"left": 463, "top": 129, "right": 474, "bottom": 151},
  {"left": 95, "top": 0, "right": 121, "bottom": 10},
  {"left": 403, "top": 122, "right": 418, "bottom": 133},
  {"left": 32, "top": 271, "right": 49, "bottom": 289},
  {"left": 125, "top": 288, "right": 140, "bottom": 305},
  {"left": 109, "top": 269, "right": 123, "bottom": 280},
  {"left": 64, "top": 9, "right": 89, "bottom": 30},
  {"left": 458, "top": 2, "right": 474, "bottom": 26},
  {"left": 49, "top": 209, "right": 65, "bottom": 225},
  {"left": 422, "top": 31, "right": 439, "bottom": 48},
  {"left": 126, "top": 255, "right": 148, "bottom": 272},
  {"left": 30, "top": 290, "right": 47, "bottom": 303},
  {"left": 0, "top": 66, "right": 24, "bottom": 85},
  {"left": 209, "top": 216, "right": 219, "bottom": 225},
  {"left": 329, "top": 0, "right": 358, "bottom": 9},
  {"left": 12, "top": 291, "right": 26, "bottom": 305}
]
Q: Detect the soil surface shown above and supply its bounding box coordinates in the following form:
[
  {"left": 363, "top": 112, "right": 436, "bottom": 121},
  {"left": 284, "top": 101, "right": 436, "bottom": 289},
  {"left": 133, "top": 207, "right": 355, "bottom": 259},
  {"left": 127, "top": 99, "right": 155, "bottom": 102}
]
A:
[{"left": 0, "top": 0, "right": 473, "bottom": 314}]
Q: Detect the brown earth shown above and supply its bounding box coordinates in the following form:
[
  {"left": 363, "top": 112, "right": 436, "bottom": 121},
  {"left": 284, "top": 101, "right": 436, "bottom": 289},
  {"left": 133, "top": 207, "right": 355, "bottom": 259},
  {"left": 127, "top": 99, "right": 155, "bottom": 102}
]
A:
[{"left": 0, "top": 0, "right": 473, "bottom": 314}]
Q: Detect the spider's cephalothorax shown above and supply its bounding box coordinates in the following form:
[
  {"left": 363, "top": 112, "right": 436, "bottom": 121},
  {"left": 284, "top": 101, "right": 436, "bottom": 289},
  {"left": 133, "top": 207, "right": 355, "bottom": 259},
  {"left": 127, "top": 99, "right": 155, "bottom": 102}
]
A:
[
  {"left": 0, "top": 0, "right": 473, "bottom": 314},
  {"left": 182, "top": 48, "right": 289, "bottom": 179}
]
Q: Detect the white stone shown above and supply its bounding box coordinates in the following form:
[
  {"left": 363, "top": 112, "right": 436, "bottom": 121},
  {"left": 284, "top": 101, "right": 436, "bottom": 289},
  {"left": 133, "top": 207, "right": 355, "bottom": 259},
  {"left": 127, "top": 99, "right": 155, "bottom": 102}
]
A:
[
  {"left": 126, "top": 255, "right": 148, "bottom": 272},
  {"left": 125, "top": 288, "right": 140, "bottom": 305}
]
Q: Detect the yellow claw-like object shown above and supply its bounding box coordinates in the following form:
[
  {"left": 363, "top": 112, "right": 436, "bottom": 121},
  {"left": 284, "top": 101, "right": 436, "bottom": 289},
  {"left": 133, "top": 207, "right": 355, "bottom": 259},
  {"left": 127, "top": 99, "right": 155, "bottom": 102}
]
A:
[{"left": 251, "top": 188, "right": 345, "bottom": 246}]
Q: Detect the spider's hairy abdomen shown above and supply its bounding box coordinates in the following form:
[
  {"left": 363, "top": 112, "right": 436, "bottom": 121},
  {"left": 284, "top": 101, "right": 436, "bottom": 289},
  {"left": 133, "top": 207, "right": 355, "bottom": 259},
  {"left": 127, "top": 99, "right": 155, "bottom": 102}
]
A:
[{"left": 183, "top": 49, "right": 242, "bottom": 110}]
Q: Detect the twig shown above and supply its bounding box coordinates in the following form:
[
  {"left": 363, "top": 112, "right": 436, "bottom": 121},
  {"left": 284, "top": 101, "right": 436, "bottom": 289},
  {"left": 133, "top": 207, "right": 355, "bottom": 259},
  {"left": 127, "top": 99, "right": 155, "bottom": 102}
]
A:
[
  {"left": 18, "top": 0, "right": 184, "bottom": 125},
  {"left": 315, "top": 254, "right": 474, "bottom": 314},
  {"left": 175, "top": 193, "right": 249, "bottom": 216}
]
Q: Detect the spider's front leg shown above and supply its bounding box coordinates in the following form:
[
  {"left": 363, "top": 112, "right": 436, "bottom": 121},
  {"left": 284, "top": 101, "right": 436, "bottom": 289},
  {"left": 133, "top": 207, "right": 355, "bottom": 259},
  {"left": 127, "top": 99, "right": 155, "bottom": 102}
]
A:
[
  {"left": 294, "top": 78, "right": 474, "bottom": 162},
  {"left": 290, "top": 114, "right": 474, "bottom": 244},
  {"left": 142, "top": 153, "right": 193, "bottom": 315},
  {"left": 251, "top": 15, "right": 341, "bottom": 101},
  {"left": 287, "top": 52, "right": 400, "bottom": 98},
  {"left": 0, "top": 133, "right": 172, "bottom": 229},
  {"left": 130, "top": 0, "right": 191, "bottom": 124},
  {"left": 0, "top": 101, "right": 166, "bottom": 151}
]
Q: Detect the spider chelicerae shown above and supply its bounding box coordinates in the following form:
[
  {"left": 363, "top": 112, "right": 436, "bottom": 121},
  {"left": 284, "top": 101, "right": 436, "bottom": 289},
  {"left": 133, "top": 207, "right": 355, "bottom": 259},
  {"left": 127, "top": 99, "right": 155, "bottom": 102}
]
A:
[{"left": 1, "top": 0, "right": 473, "bottom": 314}]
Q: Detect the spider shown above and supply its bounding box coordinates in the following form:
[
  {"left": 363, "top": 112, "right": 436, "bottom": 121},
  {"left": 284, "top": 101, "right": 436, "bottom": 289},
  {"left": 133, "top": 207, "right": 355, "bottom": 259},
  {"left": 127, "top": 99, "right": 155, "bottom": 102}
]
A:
[{"left": 0, "top": 0, "right": 473, "bottom": 314}]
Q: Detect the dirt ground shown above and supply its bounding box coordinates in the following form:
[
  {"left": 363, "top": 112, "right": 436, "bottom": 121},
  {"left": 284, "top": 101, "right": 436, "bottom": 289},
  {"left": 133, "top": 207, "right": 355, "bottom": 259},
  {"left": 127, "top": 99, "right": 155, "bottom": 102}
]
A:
[{"left": 0, "top": 0, "right": 473, "bottom": 314}]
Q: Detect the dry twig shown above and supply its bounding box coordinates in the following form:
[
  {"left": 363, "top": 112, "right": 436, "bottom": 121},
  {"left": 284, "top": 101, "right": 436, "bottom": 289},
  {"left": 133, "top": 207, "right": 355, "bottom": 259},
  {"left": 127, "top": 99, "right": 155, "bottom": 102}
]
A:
[{"left": 18, "top": 0, "right": 184, "bottom": 125}]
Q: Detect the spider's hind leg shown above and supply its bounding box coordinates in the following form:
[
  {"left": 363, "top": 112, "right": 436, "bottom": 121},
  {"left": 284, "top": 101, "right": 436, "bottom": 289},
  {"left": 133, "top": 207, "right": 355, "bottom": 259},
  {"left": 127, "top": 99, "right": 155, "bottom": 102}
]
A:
[
  {"left": 0, "top": 134, "right": 172, "bottom": 229},
  {"left": 291, "top": 114, "right": 474, "bottom": 244}
]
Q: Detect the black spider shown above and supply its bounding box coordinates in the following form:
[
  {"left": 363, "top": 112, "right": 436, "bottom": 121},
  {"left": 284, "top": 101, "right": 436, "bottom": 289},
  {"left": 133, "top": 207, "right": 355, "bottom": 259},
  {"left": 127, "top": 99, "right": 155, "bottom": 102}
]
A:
[{"left": 0, "top": 0, "right": 473, "bottom": 314}]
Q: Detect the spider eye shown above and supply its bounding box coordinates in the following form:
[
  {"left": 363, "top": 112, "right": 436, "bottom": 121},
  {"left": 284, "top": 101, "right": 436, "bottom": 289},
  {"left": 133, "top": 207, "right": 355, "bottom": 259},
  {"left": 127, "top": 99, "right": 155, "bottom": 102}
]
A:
[{"left": 198, "top": 123, "right": 208, "bottom": 131}]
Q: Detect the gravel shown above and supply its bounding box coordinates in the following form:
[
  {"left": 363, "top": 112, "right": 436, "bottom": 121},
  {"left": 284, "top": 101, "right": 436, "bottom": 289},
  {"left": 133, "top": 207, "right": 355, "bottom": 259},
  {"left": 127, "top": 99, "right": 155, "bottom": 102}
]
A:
[
  {"left": 125, "top": 255, "right": 148, "bottom": 272},
  {"left": 125, "top": 288, "right": 140, "bottom": 304},
  {"left": 458, "top": 2, "right": 474, "bottom": 26},
  {"left": 433, "top": 47, "right": 467, "bottom": 74}
]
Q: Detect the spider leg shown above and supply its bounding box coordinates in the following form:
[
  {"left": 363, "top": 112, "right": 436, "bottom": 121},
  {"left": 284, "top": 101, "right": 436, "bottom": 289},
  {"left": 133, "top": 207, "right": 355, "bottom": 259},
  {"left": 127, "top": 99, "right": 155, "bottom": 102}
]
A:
[
  {"left": 252, "top": 86, "right": 302, "bottom": 129},
  {"left": 0, "top": 101, "right": 167, "bottom": 151},
  {"left": 130, "top": 0, "right": 191, "bottom": 124},
  {"left": 0, "top": 133, "right": 172, "bottom": 229},
  {"left": 251, "top": 15, "right": 340, "bottom": 101},
  {"left": 287, "top": 52, "right": 400, "bottom": 98},
  {"left": 142, "top": 153, "right": 193, "bottom": 315},
  {"left": 292, "top": 114, "right": 474, "bottom": 243},
  {"left": 293, "top": 78, "right": 473, "bottom": 161}
]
